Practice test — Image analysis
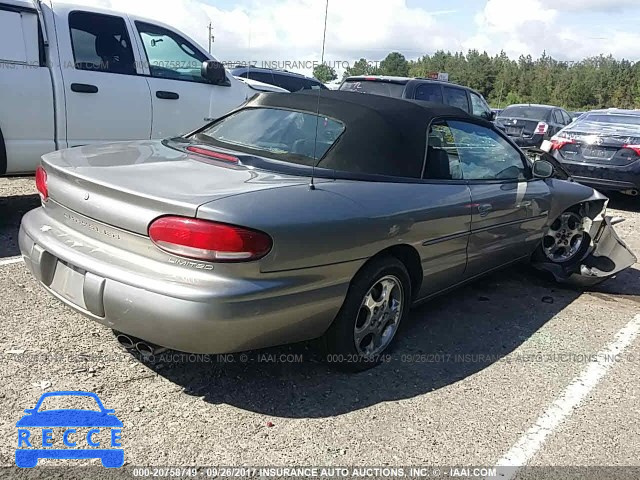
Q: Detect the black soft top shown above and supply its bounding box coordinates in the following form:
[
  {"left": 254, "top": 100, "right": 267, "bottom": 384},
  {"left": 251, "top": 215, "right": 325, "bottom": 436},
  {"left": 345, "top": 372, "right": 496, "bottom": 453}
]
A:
[{"left": 245, "top": 90, "right": 484, "bottom": 179}]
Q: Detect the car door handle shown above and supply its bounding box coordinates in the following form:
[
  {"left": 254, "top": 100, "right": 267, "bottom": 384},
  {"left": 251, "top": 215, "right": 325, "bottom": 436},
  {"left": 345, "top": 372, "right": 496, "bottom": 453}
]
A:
[
  {"left": 156, "top": 91, "right": 179, "bottom": 100},
  {"left": 70, "top": 83, "right": 98, "bottom": 93},
  {"left": 477, "top": 204, "right": 493, "bottom": 217}
]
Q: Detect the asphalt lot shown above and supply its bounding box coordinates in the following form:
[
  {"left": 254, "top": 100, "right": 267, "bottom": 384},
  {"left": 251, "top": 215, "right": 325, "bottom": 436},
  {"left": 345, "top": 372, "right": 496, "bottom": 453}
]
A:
[{"left": 0, "top": 176, "right": 639, "bottom": 477}]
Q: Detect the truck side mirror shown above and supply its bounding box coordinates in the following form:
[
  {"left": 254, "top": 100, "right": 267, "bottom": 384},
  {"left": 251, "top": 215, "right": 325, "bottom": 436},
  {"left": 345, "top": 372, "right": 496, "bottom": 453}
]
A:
[{"left": 201, "top": 60, "right": 227, "bottom": 85}]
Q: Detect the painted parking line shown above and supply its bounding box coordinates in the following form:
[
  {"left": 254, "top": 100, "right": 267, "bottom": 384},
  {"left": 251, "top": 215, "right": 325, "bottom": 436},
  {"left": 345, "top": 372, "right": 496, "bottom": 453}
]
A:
[
  {"left": 0, "top": 256, "right": 23, "bottom": 267},
  {"left": 494, "top": 314, "right": 640, "bottom": 479}
]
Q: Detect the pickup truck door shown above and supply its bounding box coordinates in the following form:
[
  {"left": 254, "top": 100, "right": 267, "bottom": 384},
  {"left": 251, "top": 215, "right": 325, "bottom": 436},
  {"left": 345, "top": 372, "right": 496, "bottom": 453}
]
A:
[
  {"left": 52, "top": 7, "right": 152, "bottom": 147},
  {"left": 130, "top": 19, "right": 248, "bottom": 138},
  {"left": 439, "top": 120, "right": 551, "bottom": 277}
]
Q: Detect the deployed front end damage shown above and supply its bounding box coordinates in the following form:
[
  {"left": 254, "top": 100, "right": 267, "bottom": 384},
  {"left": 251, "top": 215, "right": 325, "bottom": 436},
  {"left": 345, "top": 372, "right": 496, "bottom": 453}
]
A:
[{"left": 533, "top": 199, "right": 636, "bottom": 286}]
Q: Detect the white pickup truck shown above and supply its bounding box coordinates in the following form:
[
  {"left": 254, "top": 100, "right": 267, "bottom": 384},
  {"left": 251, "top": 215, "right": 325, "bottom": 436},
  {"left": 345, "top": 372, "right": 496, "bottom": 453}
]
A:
[{"left": 0, "top": 0, "right": 262, "bottom": 175}]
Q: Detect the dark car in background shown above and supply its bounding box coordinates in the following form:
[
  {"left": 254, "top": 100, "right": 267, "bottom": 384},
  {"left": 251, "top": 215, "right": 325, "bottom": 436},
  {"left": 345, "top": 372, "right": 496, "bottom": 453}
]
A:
[
  {"left": 230, "top": 66, "right": 327, "bottom": 92},
  {"left": 496, "top": 104, "right": 573, "bottom": 148},
  {"left": 547, "top": 109, "right": 640, "bottom": 196},
  {"left": 339, "top": 76, "right": 494, "bottom": 121}
]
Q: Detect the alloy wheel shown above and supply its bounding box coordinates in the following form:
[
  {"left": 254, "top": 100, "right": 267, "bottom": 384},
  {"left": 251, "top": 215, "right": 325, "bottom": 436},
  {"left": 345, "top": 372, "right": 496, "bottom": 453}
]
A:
[{"left": 354, "top": 275, "right": 404, "bottom": 356}]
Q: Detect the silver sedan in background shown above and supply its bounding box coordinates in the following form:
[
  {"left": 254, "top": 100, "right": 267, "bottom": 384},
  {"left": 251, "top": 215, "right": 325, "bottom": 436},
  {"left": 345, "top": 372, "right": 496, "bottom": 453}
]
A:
[{"left": 19, "top": 91, "right": 636, "bottom": 371}]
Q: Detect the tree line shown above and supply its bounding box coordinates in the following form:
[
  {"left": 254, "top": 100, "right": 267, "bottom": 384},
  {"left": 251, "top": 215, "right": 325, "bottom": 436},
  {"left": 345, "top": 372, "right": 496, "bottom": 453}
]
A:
[{"left": 312, "top": 50, "right": 640, "bottom": 110}]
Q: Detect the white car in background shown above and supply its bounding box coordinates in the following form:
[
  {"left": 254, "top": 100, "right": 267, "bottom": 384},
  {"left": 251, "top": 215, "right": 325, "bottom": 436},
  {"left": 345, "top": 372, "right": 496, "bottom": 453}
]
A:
[{"left": 0, "top": 0, "right": 255, "bottom": 175}]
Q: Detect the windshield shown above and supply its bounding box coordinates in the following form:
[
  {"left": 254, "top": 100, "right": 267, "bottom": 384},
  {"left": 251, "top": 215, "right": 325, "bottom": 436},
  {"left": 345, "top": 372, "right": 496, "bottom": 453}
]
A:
[
  {"left": 194, "top": 108, "right": 346, "bottom": 166},
  {"left": 498, "top": 106, "right": 549, "bottom": 120},
  {"left": 339, "top": 80, "right": 406, "bottom": 98}
]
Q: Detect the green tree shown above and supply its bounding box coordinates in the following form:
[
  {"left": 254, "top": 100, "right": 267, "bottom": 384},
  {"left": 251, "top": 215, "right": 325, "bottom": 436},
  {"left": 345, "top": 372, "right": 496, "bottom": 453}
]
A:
[
  {"left": 313, "top": 63, "right": 337, "bottom": 83},
  {"left": 379, "top": 52, "right": 409, "bottom": 76},
  {"left": 343, "top": 58, "right": 379, "bottom": 79}
]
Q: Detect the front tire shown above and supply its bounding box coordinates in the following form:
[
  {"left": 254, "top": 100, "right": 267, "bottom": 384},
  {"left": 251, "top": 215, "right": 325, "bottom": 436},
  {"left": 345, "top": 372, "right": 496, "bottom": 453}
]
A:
[{"left": 322, "top": 256, "right": 412, "bottom": 372}]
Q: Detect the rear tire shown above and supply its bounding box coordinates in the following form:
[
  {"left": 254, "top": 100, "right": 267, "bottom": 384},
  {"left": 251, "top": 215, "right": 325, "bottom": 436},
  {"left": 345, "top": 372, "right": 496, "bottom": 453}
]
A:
[{"left": 322, "top": 255, "right": 411, "bottom": 372}]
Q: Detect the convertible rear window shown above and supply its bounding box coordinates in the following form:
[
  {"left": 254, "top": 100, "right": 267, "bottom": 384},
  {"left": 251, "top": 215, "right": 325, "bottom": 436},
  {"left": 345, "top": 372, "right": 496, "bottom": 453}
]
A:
[{"left": 195, "top": 107, "right": 345, "bottom": 166}]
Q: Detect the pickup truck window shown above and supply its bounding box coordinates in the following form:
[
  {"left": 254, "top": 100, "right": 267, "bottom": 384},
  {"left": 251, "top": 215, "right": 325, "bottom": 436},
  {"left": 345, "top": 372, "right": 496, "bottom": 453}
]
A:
[
  {"left": 69, "top": 12, "right": 136, "bottom": 75},
  {"left": 443, "top": 87, "right": 470, "bottom": 112},
  {"left": 136, "top": 22, "right": 208, "bottom": 84},
  {"left": 0, "top": 9, "right": 28, "bottom": 63},
  {"left": 415, "top": 83, "right": 444, "bottom": 103},
  {"left": 470, "top": 92, "right": 492, "bottom": 120}
]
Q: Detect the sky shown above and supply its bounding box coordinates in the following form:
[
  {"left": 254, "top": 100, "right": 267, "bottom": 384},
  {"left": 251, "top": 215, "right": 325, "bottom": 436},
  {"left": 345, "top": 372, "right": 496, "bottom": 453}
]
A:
[{"left": 67, "top": 0, "right": 640, "bottom": 76}]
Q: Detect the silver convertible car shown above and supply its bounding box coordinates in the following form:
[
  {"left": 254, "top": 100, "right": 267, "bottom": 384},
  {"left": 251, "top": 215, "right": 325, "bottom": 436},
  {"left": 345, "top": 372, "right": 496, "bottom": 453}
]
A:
[{"left": 19, "top": 91, "right": 636, "bottom": 370}]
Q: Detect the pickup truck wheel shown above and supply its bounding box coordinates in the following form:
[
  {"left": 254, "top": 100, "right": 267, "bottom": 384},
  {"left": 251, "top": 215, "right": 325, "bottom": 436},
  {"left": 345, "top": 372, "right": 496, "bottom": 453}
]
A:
[
  {"left": 322, "top": 256, "right": 411, "bottom": 372},
  {"left": 0, "top": 126, "right": 7, "bottom": 176}
]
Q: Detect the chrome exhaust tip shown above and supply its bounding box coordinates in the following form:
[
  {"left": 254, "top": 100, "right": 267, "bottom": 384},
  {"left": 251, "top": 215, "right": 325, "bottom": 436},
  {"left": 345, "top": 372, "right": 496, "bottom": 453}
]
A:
[
  {"left": 135, "top": 341, "right": 168, "bottom": 358},
  {"left": 115, "top": 333, "right": 135, "bottom": 350}
]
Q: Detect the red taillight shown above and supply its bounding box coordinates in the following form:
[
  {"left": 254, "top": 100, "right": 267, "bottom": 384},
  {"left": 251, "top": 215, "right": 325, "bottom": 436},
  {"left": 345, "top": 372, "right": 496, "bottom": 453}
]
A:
[
  {"left": 148, "top": 216, "right": 272, "bottom": 262},
  {"left": 535, "top": 122, "right": 549, "bottom": 135},
  {"left": 623, "top": 144, "right": 640, "bottom": 156},
  {"left": 550, "top": 137, "right": 575, "bottom": 150},
  {"left": 186, "top": 146, "right": 239, "bottom": 164},
  {"left": 35, "top": 166, "right": 48, "bottom": 201}
]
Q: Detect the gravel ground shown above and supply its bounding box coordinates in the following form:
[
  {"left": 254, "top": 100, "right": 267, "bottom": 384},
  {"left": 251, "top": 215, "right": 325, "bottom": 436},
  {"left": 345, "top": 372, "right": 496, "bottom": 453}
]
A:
[{"left": 0, "top": 177, "right": 639, "bottom": 478}]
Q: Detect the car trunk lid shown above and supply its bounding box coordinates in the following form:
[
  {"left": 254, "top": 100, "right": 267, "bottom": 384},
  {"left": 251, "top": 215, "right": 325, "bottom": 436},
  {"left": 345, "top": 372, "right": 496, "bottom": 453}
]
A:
[
  {"left": 496, "top": 117, "right": 541, "bottom": 138},
  {"left": 41, "top": 140, "right": 309, "bottom": 235},
  {"left": 553, "top": 124, "right": 640, "bottom": 166}
]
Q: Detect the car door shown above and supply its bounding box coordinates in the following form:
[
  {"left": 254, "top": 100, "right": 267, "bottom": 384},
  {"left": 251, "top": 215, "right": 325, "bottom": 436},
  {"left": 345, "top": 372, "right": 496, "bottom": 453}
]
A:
[
  {"left": 56, "top": 8, "right": 152, "bottom": 147},
  {"left": 132, "top": 20, "right": 246, "bottom": 138},
  {"left": 0, "top": 3, "right": 55, "bottom": 174},
  {"left": 441, "top": 120, "right": 552, "bottom": 278}
]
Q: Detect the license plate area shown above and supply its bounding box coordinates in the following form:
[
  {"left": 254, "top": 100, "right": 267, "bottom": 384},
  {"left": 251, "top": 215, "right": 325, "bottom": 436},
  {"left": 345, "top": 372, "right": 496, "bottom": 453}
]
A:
[
  {"left": 583, "top": 146, "right": 614, "bottom": 160},
  {"left": 506, "top": 126, "right": 523, "bottom": 136},
  {"left": 49, "top": 260, "right": 88, "bottom": 310}
]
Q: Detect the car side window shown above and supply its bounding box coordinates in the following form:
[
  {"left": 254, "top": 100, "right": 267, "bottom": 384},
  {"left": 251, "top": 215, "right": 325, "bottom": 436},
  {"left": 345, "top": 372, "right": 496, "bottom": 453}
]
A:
[
  {"left": 443, "top": 87, "right": 470, "bottom": 112},
  {"left": 424, "top": 122, "right": 463, "bottom": 180},
  {"left": 447, "top": 120, "right": 527, "bottom": 181},
  {"left": 415, "top": 83, "right": 443, "bottom": 103},
  {"left": 470, "top": 92, "right": 492, "bottom": 120},
  {"left": 69, "top": 11, "right": 136, "bottom": 75},
  {"left": 553, "top": 110, "right": 563, "bottom": 124},
  {"left": 136, "top": 21, "right": 208, "bottom": 83},
  {"left": 561, "top": 110, "right": 572, "bottom": 124}
]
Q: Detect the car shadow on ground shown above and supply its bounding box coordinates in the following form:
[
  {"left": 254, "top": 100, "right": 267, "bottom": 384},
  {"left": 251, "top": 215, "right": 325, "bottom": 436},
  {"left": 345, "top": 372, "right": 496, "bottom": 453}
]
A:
[
  {"left": 146, "top": 266, "right": 640, "bottom": 418},
  {"left": 606, "top": 192, "right": 640, "bottom": 213},
  {"left": 0, "top": 194, "right": 40, "bottom": 258}
]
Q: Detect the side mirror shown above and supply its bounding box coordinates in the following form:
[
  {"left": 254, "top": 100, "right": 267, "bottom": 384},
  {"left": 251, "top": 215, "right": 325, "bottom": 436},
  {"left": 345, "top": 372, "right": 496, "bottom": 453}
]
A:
[
  {"left": 533, "top": 159, "right": 554, "bottom": 179},
  {"left": 201, "top": 60, "right": 227, "bottom": 85},
  {"left": 490, "top": 111, "right": 496, "bottom": 121}
]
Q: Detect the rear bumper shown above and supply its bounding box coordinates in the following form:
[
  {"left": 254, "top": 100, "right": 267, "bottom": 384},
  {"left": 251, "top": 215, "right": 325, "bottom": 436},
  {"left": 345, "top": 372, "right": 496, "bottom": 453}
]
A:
[
  {"left": 554, "top": 155, "right": 640, "bottom": 192},
  {"left": 510, "top": 134, "right": 544, "bottom": 148},
  {"left": 19, "top": 207, "right": 356, "bottom": 354}
]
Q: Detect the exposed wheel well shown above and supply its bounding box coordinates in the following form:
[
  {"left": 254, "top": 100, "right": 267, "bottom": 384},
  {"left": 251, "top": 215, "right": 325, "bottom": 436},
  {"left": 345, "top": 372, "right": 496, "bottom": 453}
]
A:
[
  {"left": 365, "top": 245, "right": 423, "bottom": 300},
  {"left": 0, "top": 125, "right": 6, "bottom": 176}
]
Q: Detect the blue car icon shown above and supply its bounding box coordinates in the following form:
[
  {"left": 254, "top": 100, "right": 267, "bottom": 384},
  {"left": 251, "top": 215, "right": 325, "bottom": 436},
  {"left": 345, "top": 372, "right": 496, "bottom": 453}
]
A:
[{"left": 16, "top": 391, "right": 123, "bottom": 468}]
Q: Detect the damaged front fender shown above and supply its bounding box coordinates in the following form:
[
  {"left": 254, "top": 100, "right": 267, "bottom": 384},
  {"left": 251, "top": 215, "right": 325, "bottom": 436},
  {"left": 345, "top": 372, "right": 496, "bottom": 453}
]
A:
[{"left": 534, "top": 215, "right": 637, "bottom": 286}]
